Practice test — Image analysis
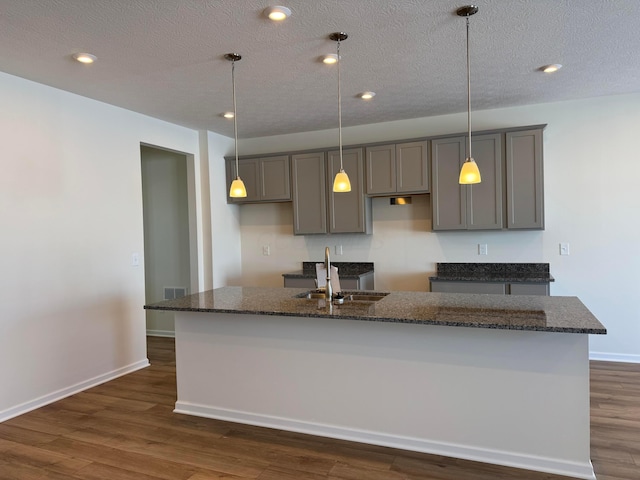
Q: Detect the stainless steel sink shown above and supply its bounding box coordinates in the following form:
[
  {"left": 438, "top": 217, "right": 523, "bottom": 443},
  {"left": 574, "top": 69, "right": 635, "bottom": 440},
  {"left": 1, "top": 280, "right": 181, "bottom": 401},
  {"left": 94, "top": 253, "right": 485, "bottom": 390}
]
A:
[
  {"left": 301, "top": 292, "right": 327, "bottom": 299},
  {"left": 295, "top": 291, "right": 389, "bottom": 302}
]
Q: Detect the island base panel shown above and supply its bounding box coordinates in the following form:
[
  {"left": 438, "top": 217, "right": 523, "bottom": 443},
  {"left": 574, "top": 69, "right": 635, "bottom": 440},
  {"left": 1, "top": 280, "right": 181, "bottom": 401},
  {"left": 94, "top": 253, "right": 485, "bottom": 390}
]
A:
[{"left": 173, "top": 311, "right": 595, "bottom": 480}]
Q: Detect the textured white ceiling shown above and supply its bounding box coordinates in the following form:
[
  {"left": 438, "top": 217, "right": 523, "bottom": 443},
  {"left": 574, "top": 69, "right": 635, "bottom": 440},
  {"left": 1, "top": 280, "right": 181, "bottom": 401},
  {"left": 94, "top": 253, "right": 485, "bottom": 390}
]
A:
[{"left": 0, "top": 0, "right": 638, "bottom": 138}]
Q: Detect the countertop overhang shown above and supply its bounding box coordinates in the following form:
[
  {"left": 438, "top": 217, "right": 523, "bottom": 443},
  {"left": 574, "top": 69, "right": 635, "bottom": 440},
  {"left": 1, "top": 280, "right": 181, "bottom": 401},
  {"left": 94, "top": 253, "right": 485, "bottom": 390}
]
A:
[{"left": 145, "top": 287, "right": 606, "bottom": 335}]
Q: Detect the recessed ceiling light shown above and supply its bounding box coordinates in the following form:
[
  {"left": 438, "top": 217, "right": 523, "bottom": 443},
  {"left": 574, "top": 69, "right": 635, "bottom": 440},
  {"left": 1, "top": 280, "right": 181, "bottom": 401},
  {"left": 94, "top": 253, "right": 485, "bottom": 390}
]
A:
[
  {"left": 359, "top": 91, "right": 376, "bottom": 100},
  {"left": 541, "top": 64, "right": 562, "bottom": 73},
  {"left": 322, "top": 54, "right": 338, "bottom": 64},
  {"left": 73, "top": 53, "right": 97, "bottom": 64},
  {"left": 264, "top": 6, "right": 291, "bottom": 21},
  {"left": 222, "top": 112, "right": 234, "bottom": 119}
]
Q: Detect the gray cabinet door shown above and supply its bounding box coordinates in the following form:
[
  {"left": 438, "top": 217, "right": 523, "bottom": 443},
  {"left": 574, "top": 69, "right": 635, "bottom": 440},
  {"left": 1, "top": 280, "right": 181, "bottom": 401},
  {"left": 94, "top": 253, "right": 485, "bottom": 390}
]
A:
[
  {"left": 431, "top": 137, "right": 467, "bottom": 230},
  {"left": 509, "top": 283, "right": 549, "bottom": 296},
  {"left": 328, "top": 148, "right": 372, "bottom": 234},
  {"left": 365, "top": 141, "right": 429, "bottom": 196},
  {"left": 467, "top": 134, "right": 503, "bottom": 230},
  {"left": 432, "top": 134, "right": 503, "bottom": 231},
  {"left": 283, "top": 277, "right": 316, "bottom": 288},
  {"left": 431, "top": 281, "right": 506, "bottom": 294},
  {"left": 506, "top": 129, "right": 544, "bottom": 229},
  {"left": 396, "top": 140, "right": 429, "bottom": 193},
  {"left": 226, "top": 158, "right": 260, "bottom": 203},
  {"left": 226, "top": 155, "right": 290, "bottom": 203},
  {"left": 260, "top": 155, "right": 290, "bottom": 201},
  {"left": 292, "top": 152, "right": 327, "bottom": 234},
  {"left": 365, "top": 144, "right": 396, "bottom": 195}
]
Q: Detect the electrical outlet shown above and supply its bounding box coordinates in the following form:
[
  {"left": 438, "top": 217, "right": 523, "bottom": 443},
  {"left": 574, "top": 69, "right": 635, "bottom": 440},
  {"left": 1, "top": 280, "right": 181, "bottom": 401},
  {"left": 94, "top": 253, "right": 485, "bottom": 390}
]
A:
[
  {"left": 335, "top": 245, "right": 343, "bottom": 255},
  {"left": 559, "top": 243, "right": 570, "bottom": 256},
  {"left": 478, "top": 244, "right": 488, "bottom": 255},
  {"left": 262, "top": 245, "right": 270, "bottom": 256}
]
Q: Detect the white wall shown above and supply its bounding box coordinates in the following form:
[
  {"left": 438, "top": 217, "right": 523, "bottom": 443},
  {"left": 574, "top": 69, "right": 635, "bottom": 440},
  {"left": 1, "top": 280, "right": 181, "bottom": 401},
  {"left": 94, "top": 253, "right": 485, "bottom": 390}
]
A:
[
  {"left": 205, "top": 131, "right": 243, "bottom": 288},
  {"left": 237, "top": 93, "right": 640, "bottom": 361},
  {"left": 0, "top": 71, "right": 235, "bottom": 420}
]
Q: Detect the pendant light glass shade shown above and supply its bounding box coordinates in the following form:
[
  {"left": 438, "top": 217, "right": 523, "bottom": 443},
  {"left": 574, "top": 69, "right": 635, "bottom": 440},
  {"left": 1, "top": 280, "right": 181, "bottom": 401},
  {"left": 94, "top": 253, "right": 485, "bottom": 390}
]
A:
[
  {"left": 459, "top": 158, "right": 481, "bottom": 184},
  {"left": 330, "top": 32, "right": 351, "bottom": 193},
  {"left": 229, "top": 178, "right": 247, "bottom": 197},
  {"left": 225, "top": 53, "right": 247, "bottom": 198},
  {"left": 333, "top": 169, "right": 351, "bottom": 192},
  {"left": 457, "top": 5, "right": 481, "bottom": 185}
]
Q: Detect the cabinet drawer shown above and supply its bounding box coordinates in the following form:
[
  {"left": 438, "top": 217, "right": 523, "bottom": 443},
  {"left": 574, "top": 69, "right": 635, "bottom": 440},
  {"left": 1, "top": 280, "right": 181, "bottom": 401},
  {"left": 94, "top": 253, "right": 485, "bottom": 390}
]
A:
[
  {"left": 431, "top": 281, "right": 506, "bottom": 294},
  {"left": 509, "top": 283, "right": 549, "bottom": 296}
]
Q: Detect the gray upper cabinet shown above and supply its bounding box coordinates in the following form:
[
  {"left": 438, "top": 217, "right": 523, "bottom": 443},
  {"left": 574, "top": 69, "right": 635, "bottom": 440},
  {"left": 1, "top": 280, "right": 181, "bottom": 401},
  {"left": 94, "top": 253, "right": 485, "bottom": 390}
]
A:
[
  {"left": 292, "top": 148, "right": 372, "bottom": 235},
  {"left": 291, "top": 152, "right": 327, "bottom": 234},
  {"left": 431, "top": 133, "right": 502, "bottom": 231},
  {"left": 226, "top": 155, "right": 290, "bottom": 204},
  {"left": 506, "top": 129, "right": 544, "bottom": 229},
  {"left": 432, "top": 130, "right": 544, "bottom": 231},
  {"left": 328, "top": 148, "right": 372, "bottom": 234},
  {"left": 431, "top": 136, "right": 467, "bottom": 230},
  {"left": 467, "top": 133, "right": 503, "bottom": 230},
  {"left": 365, "top": 141, "right": 429, "bottom": 195}
]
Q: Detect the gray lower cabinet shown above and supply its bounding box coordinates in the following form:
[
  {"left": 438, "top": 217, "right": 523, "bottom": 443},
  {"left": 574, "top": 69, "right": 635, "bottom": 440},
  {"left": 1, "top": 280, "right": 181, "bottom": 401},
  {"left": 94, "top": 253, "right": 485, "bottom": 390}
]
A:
[
  {"left": 431, "top": 133, "right": 503, "bottom": 230},
  {"left": 226, "top": 155, "right": 290, "bottom": 204},
  {"left": 365, "top": 141, "right": 429, "bottom": 195},
  {"left": 431, "top": 128, "right": 544, "bottom": 231},
  {"left": 292, "top": 148, "right": 372, "bottom": 235},
  {"left": 431, "top": 281, "right": 549, "bottom": 296},
  {"left": 284, "top": 272, "right": 374, "bottom": 291}
]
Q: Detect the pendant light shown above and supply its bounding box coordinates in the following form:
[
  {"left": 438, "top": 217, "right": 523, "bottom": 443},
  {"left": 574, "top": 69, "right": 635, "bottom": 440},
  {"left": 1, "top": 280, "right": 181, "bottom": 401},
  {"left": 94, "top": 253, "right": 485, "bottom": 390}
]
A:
[
  {"left": 457, "top": 5, "right": 481, "bottom": 185},
  {"left": 330, "top": 32, "right": 351, "bottom": 193},
  {"left": 225, "top": 53, "right": 247, "bottom": 198}
]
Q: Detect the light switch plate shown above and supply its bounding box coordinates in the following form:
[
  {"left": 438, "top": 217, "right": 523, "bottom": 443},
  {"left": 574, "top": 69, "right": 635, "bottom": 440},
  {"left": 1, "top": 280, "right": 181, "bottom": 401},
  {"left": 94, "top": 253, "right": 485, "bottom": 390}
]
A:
[{"left": 560, "top": 243, "right": 570, "bottom": 255}]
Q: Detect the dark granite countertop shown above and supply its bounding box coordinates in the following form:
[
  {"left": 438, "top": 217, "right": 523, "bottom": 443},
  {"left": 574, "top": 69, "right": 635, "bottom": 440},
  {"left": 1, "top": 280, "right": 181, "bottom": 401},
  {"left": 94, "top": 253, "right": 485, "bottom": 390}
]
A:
[
  {"left": 145, "top": 286, "right": 605, "bottom": 335},
  {"left": 283, "top": 262, "right": 374, "bottom": 279},
  {"left": 429, "top": 263, "right": 554, "bottom": 283}
]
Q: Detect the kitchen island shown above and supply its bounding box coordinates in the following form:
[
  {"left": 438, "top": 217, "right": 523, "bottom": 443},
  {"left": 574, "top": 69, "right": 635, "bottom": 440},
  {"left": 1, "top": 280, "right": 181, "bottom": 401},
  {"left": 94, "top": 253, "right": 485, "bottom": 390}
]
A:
[{"left": 145, "top": 287, "right": 606, "bottom": 480}]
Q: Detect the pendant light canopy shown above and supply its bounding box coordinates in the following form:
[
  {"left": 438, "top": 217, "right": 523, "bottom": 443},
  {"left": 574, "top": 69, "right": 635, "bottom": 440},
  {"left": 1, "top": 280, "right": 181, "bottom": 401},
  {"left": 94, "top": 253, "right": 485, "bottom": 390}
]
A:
[
  {"left": 457, "top": 5, "right": 481, "bottom": 185},
  {"left": 225, "top": 53, "right": 247, "bottom": 198},
  {"left": 330, "top": 32, "right": 351, "bottom": 193}
]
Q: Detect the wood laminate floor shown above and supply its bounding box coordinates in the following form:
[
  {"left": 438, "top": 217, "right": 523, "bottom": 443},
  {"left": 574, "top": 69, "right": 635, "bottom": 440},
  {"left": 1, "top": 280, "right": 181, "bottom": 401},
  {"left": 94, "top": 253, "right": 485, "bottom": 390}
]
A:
[{"left": 0, "top": 337, "right": 638, "bottom": 479}]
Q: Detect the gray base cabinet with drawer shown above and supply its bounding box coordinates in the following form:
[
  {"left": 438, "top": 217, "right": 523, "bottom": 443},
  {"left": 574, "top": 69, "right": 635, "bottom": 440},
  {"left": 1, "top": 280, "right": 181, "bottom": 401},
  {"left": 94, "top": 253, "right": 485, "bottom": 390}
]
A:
[
  {"left": 284, "top": 272, "right": 374, "bottom": 291},
  {"left": 431, "top": 281, "right": 549, "bottom": 296}
]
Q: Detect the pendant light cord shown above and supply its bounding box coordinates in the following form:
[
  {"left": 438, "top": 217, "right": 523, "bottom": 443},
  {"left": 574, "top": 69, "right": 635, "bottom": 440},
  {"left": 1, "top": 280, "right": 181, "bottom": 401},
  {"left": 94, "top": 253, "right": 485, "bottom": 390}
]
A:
[
  {"left": 232, "top": 59, "right": 239, "bottom": 176},
  {"left": 337, "top": 39, "right": 344, "bottom": 171},
  {"left": 466, "top": 16, "right": 472, "bottom": 161}
]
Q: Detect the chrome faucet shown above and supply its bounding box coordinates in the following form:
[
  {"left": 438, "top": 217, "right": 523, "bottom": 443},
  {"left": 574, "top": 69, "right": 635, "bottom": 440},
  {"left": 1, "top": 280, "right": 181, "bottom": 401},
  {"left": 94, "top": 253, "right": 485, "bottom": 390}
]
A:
[{"left": 325, "top": 246, "right": 332, "bottom": 300}]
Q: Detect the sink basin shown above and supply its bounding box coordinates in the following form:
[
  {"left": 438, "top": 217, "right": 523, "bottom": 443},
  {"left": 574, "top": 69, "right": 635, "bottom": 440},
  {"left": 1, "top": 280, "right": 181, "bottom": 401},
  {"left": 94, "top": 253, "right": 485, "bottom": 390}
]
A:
[
  {"left": 301, "top": 292, "right": 328, "bottom": 299},
  {"left": 295, "top": 291, "right": 389, "bottom": 302}
]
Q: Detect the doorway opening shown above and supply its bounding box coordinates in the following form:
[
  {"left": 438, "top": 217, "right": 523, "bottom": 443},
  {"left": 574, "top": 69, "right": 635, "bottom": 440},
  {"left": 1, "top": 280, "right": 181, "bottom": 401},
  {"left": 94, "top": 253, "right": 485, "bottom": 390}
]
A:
[{"left": 140, "top": 144, "right": 198, "bottom": 337}]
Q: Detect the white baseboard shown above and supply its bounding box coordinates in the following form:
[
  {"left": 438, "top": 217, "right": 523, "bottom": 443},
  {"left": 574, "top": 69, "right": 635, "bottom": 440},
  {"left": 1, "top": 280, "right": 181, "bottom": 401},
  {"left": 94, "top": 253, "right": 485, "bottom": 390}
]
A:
[
  {"left": 0, "top": 359, "right": 150, "bottom": 423},
  {"left": 146, "top": 329, "right": 175, "bottom": 338},
  {"left": 589, "top": 351, "right": 640, "bottom": 363},
  {"left": 174, "top": 401, "right": 596, "bottom": 480}
]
